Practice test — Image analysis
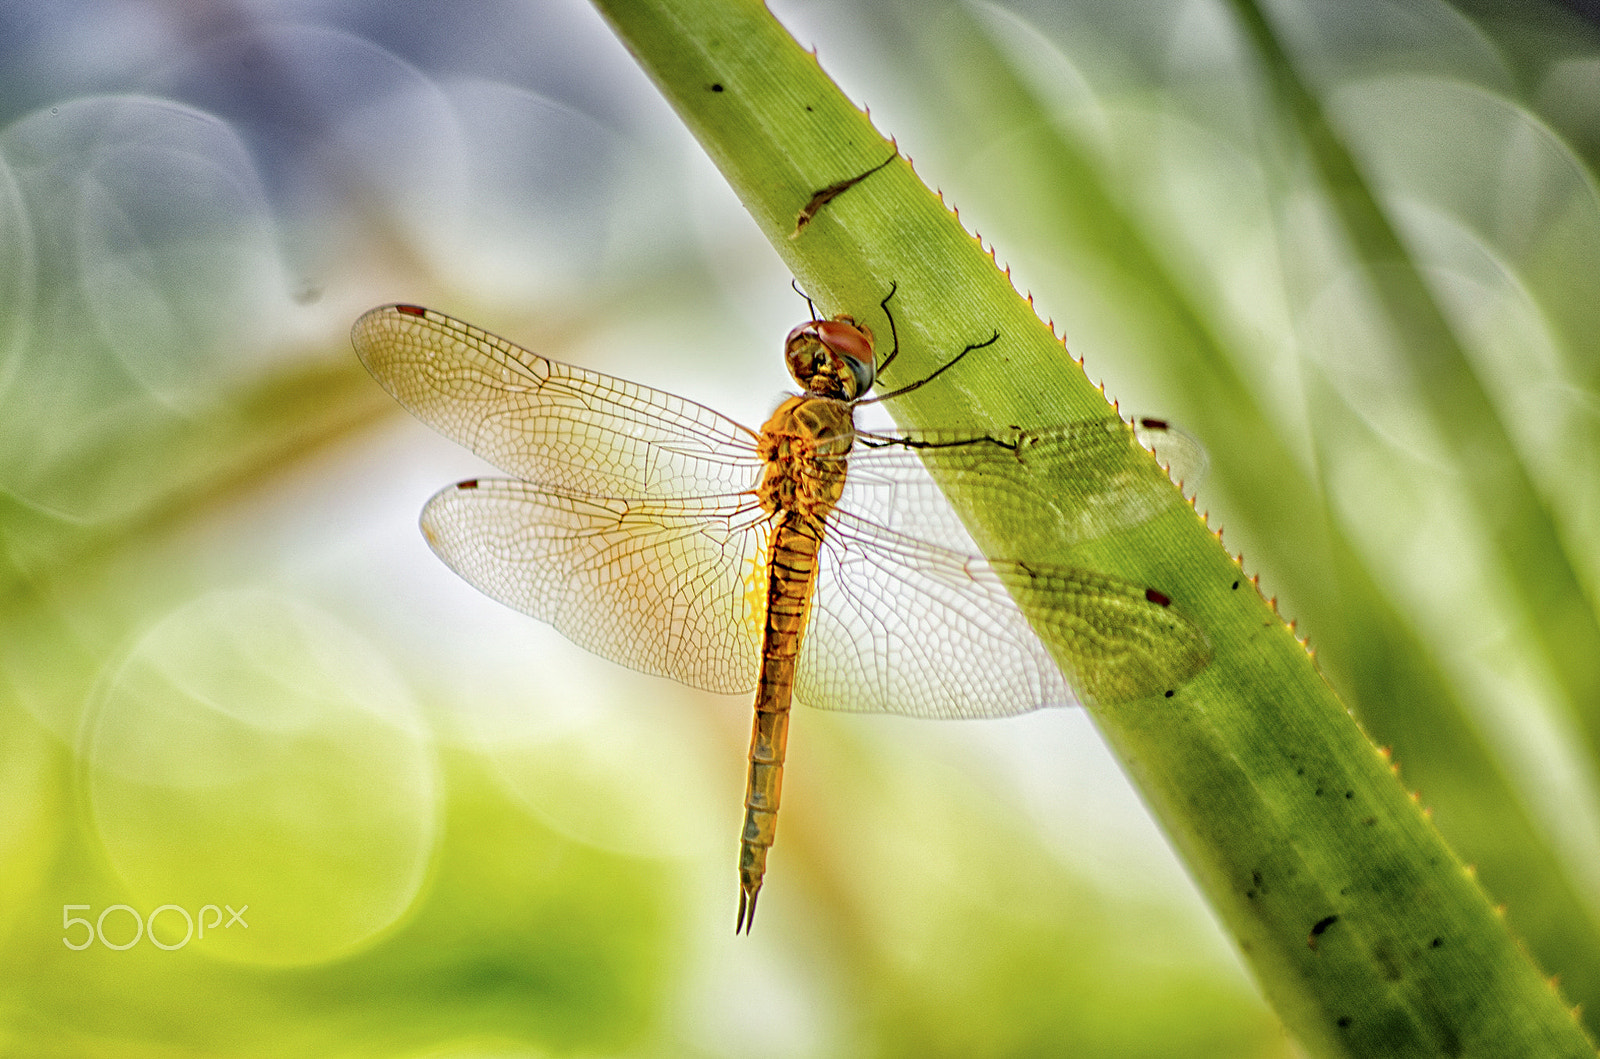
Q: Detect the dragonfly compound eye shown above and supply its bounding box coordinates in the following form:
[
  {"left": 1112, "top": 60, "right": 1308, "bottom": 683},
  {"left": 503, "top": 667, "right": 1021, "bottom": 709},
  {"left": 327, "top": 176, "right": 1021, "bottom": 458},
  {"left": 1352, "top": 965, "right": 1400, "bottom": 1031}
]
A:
[{"left": 784, "top": 318, "right": 876, "bottom": 400}]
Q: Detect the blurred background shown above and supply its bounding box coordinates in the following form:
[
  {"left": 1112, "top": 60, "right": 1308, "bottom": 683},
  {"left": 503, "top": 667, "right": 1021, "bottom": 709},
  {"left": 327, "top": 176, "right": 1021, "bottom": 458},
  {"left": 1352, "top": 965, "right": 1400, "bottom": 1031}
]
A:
[{"left": 1, "top": 0, "right": 1597, "bottom": 1055}]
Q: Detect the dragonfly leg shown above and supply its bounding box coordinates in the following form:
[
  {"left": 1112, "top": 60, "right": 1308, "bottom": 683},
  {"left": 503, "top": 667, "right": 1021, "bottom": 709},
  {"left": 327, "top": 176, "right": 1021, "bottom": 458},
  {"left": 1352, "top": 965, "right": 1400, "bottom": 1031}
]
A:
[
  {"left": 861, "top": 327, "right": 1001, "bottom": 404},
  {"left": 874, "top": 281, "right": 901, "bottom": 377},
  {"left": 790, "top": 278, "right": 818, "bottom": 321}
]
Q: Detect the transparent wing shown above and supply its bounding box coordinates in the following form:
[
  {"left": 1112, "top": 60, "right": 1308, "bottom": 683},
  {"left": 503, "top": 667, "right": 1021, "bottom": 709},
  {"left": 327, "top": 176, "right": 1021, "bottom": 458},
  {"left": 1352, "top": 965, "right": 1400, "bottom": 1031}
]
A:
[
  {"left": 795, "top": 509, "right": 1211, "bottom": 717},
  {"left": 353, "top": 304, "right": 762, "bottom": 500},
  {"left": 1132, "top": 417, "right": 1207, "bottom": 498},
  {"left": 420, "top": 479, "right": 770, "bottom": 695},
  {"left": 841, "top": 417, "right": 1202, "bottom": 558},
  {"left": 364, "top": 303, "right": 1212, "bottom": 712}
]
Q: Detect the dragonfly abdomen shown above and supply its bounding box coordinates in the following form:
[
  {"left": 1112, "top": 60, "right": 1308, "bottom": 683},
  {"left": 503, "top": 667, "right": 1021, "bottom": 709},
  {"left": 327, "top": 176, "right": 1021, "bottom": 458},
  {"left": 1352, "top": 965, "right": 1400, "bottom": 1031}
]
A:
[{"left": 737, "top": 516, "right": 826, "bottom": 933}]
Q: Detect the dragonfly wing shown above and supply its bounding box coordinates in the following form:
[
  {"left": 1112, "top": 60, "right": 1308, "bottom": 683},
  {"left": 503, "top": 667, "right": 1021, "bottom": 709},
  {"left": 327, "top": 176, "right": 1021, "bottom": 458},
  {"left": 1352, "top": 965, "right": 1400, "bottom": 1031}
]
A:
[
  {"left": 794, "top": 510, "right": 1211, "bottom": 717},
  {"left": 353, "top": 304, "right": 762, "bottom": 500},
  {"left": 844, "top": 416, "right": 1199, "bottom": 556},
  {"left": 1132, "top": 417, "right": 1207, "bottom": 498},
  {"left": 421, "top": 479, "right": 768, "bottom": 695}
]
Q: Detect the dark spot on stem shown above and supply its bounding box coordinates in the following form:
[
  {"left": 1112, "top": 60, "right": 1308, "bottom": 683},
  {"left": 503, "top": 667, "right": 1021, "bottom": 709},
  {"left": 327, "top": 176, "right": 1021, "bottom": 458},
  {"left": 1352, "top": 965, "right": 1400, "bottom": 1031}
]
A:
[
  {"left": 710, "top": 83, "right": 724, "bottom": 92},
  {"left": 790, "top": 150, "right": 898, "bottom": 237},
  {"left": 1308, "top": 914, "right": 1338, "bottom": 949}
]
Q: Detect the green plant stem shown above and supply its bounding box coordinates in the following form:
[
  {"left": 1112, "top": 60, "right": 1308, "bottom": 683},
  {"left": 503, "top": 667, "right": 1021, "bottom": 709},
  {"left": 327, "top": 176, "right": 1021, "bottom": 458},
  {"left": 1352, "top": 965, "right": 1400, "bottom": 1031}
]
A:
[
  {"left": 588, "top": 0, "right": 1595, "bottom": 1054},
  {"left": 886, "top": 0, "right": 1600, "bottom": 1024}
]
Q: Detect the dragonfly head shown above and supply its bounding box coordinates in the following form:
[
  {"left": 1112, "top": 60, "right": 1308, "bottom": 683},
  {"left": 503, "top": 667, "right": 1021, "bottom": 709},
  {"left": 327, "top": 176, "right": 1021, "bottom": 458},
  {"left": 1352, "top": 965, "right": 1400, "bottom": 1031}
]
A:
[{"left": 784, "top": 317, "right": 876, "bottom": 400}]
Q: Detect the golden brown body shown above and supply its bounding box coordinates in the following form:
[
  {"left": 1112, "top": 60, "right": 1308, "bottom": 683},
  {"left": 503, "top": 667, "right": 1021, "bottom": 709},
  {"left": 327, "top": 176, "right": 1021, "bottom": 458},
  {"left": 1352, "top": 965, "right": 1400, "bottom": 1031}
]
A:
[{"left": 739, "top": 394, "right": 855, "bottom": 931}]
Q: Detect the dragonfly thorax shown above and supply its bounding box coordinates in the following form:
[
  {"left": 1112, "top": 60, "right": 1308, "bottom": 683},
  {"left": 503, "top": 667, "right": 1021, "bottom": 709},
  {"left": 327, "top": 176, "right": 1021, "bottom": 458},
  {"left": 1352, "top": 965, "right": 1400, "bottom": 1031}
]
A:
[
  {"left": 755, "top": 395, "right": 855, "bottom": 524},
  {"left": 784, "top": 317, "right": 876, "bottom": 401}
]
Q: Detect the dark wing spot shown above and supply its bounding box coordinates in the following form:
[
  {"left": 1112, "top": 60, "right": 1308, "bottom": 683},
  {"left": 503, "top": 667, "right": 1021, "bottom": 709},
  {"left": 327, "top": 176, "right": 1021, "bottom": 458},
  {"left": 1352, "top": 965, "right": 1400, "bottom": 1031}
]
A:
[
  {"left": 395, "top": 304, "right": 427, "bottom": 317},
  {"left": 1145, "top": 587, "right": 1172, "bottom": 607}
]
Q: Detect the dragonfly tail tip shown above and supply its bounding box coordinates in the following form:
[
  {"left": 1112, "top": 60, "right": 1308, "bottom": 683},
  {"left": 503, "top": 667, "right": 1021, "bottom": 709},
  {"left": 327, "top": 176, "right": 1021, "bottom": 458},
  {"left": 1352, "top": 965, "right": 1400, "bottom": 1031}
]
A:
[{"left": 736, "top": 886, "right": 760, "bottom": 934}]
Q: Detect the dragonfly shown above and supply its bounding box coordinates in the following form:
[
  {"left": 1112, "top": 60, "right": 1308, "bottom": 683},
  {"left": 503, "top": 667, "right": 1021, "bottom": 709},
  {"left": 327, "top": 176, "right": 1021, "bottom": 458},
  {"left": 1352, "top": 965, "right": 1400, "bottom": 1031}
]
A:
[{"left": 352, "top": 294, "right": 1211, "bottom": 932}]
